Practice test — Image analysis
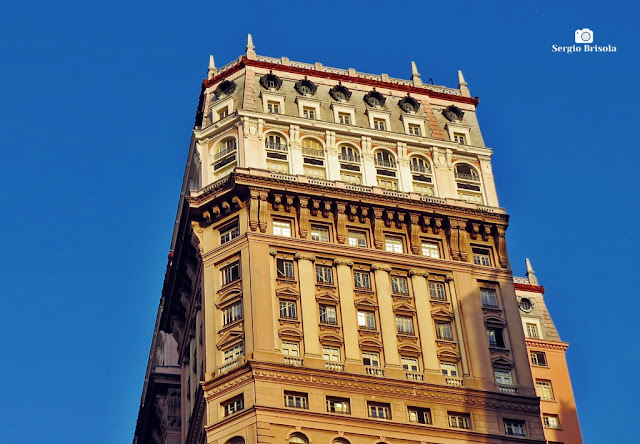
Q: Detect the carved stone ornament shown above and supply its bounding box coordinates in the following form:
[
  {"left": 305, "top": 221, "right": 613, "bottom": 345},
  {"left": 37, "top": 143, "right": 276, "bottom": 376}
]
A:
[
  {"left": 371, "top": 263, "right": 391, "bottom": 273},
  {"left": 259, "top": 72, "right": 283, "bottom": 91},
  {"left": 363, "top": 90, "right": 386, "bottom": 108},
  {"left": 213, "top": 80, "right": 236, "bottom": 100},
  {"left": 294, "top": 253, "right": 316, "bottom": 262},
  {"left": 329, "top": 84, "right": 352, "bottom": 102},
  {"left": 294, "top": 78, "right": 318, "bottom": 96},
  {"left": 442, "top": 105, "right": 464, "bottom": 122},
  {"left": 408, "top": 268, "right": 429, "bottom": 278},
  {"left": 333, "top": 258, "right": 354, "bottom": 267},
  {"left": 398, "top": 95, "right": 420, "bottom": 113}
]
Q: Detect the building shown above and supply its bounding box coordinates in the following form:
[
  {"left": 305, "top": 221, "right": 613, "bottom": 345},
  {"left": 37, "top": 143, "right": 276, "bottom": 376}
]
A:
[
  {"left": 134, "top": 35, "right": 574, "bottom": 444},
  {"left": 514, "top": 260, "right": 583, "bottom": 444}
]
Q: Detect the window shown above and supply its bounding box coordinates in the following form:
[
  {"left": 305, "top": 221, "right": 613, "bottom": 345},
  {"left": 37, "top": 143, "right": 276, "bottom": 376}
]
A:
[
  {"left": 316, "top": 265, "right": 334, "bottom": 285},
  {"left": 319, "top": 305, "right": 338, "bottom": 325},
  {"left": 362, "top": 351, "right": 380, "bottom": 367},
  {"left": 301, "top": 138, "right": 324, "bottom": 157},
  {"left": 440, "top": 362, "right": 459, "bottom": 377},
  {"left": 311, "top": 225, "right": 330, "bottom": 242},
  {"left": 377, "top": 178, "right": 398, "bottom": 190},
  {"left": 279, "top": 299, "right": 297, "bottom": 319},
  {"left": 408, "top": 124, "right": 421, "bottom": 136},
  {"left": 354, "top": 271, "right": 371, "bottom": 289},
  {"left": 401, "top": 356, "right": 419, "bottom": 372},
  {"left": 358, "top": 311, "right": 376, "bottom": 330},
  {"left": 455, "top": 163, "right": 483, "bottom": 203},
  {"left": 421, "top": 241, "right": 440, "bottom": 258},
  {"left": 384, "top": 236, "right": 404, "bottom": 253},
  {"left": 282, "top": 341, "right": 300, "bottom": 356},
  {"left": 302, "top": 107, "right": 315, "bottom": 119},
  {"left": 448, "top": 412, "right": 471, "bottom": 429},
  {"left": 429, "top": 282, "right": 446, "bottom": 301},
  {"left": 481, "top": 288, "right": 498, "bottom": 307},
  {"left": 276, "top": 258, "right": 294, "bottom": 279},
  {"left": 453, "top": 133, "right": 466, "bottom": 144},
  {"left": 391, "top": 276, "right": 409, "bottom": 294},
  {"left": 284, "top": 391, "right": 308, "bottom": 409},
  {"left": 223, "top": 301, "right": 243, "bottom": 325},
  {"left": 410, "top": 157, "right": 431, "bottom": 174},
  {"left": 530, "top": 351, "right": 547, "bottom": 367},
  {"left": 526, "top": 323, "right": 540, "bottom": 338},
  {"left": 267, "top": 101, "right": 280, "bottom": 114},
  {"left": 408, "top": 407, "right": 431, "bottom": 424},
  {"left": 348, "top": 230, "right": 367, "bottom": 247},
  {"left": 472, "top": 248, "right": 492, "bottom": 266},
  {"left": 303, "top": 165, "right": 326, "bottom": 178},
  {"left": 288, "top": 433, "right": 309, "bottom": 444},
  {"left": 487, "top": 327, "right": 506, "bottom": 348},
  {"left": 367, "top": 402, "right": 391, "bottom": 419},
  {"left": 435, "top": 321, "right": 453, "bottom": 340},
  {"left": 535, "top": 380, "right": 554, "bottom": 401},
  {"left": 340, "top": 172, "right": 362, "bottom": 184},
  {"left": 339, "top": 145, "right": 360, "bottom": 163},
  {"left": 338, "top": 112, "right": 351, "bottom": 125},
  {"left": 375, "top": 150, "right": 396, "bottom": 169},
  {"left": 323, "top": 346, "right": 340, "bottom": 362},
  {"left": 220, "top": 224, "right": 240, "bottom": 244},
  {"left": 222, "top": 395, "right": 244, "bottom": 417},
  {"left": 265, "top": 134, "right": 286, "bottom": 151},
  {"left": 326, "top": 397, "right": 350, "bottom": 414},
  {"left": 494, "top": 369, "right": 513, "bottom": 386},
  {"left": 543, "top": 414, "right": 560, "bottom": 429},
  {"left": 273, "top": 220, "right": 292, "bottom": 237},
  {"left": 373, "top": 118, "right": 386, "bottom": 131},
  {"left": 223, "top": 343, "right": 244, "bottom": 362},
  {"left": 504, "top": 419, "right": 526, "bottom": 436},
  {"left": 222, "top": 262, "right": 240, "bottom": 285},
  {"left": 396, "top": 315, "right": 415, "bottom": 335},
  {"left": 267, "top": 159, "right": 290, "bottom": 173}
]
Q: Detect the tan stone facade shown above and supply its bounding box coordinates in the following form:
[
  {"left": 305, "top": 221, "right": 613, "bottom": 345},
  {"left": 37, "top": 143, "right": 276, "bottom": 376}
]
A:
[{"left": 133, "top": 37, "right": 569, "bottom": 444}]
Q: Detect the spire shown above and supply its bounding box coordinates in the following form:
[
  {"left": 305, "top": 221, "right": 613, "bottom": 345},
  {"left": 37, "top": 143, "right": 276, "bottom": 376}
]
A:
[
  {"left": 525, "top": 258, "right": 538, "bottom": 286},
  {"left": 457, "top": 70, "right": 470, "bottom": 97},
  {"left": 411, "top": 61, "right": 422, "bottom": 87},
  {"left": 207, "top": 55, "right": 217, "bottom": 80},
  {"left": 246, "top": 33, "right": 256, "bottom": 60}
]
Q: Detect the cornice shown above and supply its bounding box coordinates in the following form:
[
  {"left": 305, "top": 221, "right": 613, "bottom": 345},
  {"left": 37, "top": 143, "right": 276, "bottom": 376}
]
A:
[
  {"left": 525, "top": 339, "right": 569, "bottom": 351},
  {"left": 514, "top": 283, "right": 545, "bottom": 294}
]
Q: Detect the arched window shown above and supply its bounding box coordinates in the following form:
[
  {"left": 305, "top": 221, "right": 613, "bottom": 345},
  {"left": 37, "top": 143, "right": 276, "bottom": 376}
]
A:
[
  {"left": 264, "top": 133, "right": 289, "bottom": 173},
  {"left": 454, "top": 163, "right": 483, "bottom": 203},
  {"left": 301, "top": 138, "right": 326, "bottom": 179},
  {"left": 226, "top": 438, "right": 244, "bottom": 444},
  {"left": 333, "top": 439, "right": 350, "bottom": 444},
  {"left": 212, "top": 137, "right": 238, "bottom": 178},
  {"left": 410, "top": 156, "right": 434, "bottom": 196},
  {"left": 338, "top": 144, "right": 362, "bottom": 184},
  {"left": 289, "top": 433, "right": 309, "bottom": 444},
  {"left": 374, "top": 149, "right": 398, "bottom": 190}
]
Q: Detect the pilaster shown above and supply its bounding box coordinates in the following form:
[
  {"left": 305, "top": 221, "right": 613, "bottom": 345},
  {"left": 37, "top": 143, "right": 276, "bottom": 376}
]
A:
[{"left": 372, "top": 263, "right": 400, "bottom": 367}]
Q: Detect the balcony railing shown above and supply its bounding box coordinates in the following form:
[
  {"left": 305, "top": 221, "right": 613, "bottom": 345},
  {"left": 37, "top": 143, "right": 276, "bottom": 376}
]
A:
[
  {"left": 216, "top": 357, "right": 244, "bottom": 376},
  {"left": 405, "top": 371, "right": 424, "bottom": 382},
  {"left": 302, "top": 147, "right": 324, "bottom": 157},
  {"left": 339, "top": 153, "right": 360, "bottom": 163},
  {"left": 445, "top": 377, "right": 464, "bottom": 387},
  {"left": 454, "top": 171, "right": 480, "bottom": 182},
  {"left": 375, "top": 159, "right": 396, "bottom": 169},
  {"left": 265, "top": 142, "right": 288, "bottom": 152},
  {"left": 365, "top": 366, "right": 385, "bottom": 377},
  {"left": 325, "top": 362, "right": 345, "bottom": 372},
  {"left": 410, "top": 165, "right": 431, "bottom": 174},
  {"left": 498, "top": 384, "right": 518, "bottom": 394},
  {"left": 214, "top": 145, "right": 236, "bottom": 160},
  {"left": 284, "top": 356, "right": 304, "bottom": 367}
]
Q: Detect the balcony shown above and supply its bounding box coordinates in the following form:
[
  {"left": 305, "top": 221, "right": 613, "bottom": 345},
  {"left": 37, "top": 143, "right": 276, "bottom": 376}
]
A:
[
  {"left": 375, "top": 159, "right": 396, "bottom": 169},
  {"left": 445, "top": 377, "right": 464, "bottom": 387},
  {"left": 265, "top": 142, "right": 288, "bottom": 152},
  {"left": 302, "top": 147, "right": 324, "bottom": 157},
  {"left": 338, "top": 153, "right": 360, "bottom": 163},
  {"left": 325, "top": 362, "right": 345, "bottom": 372},
  {"left": 405, "top": 371, "right": 424, "bottom": 382},
  {"left": 284, "top": 356, "right": 304, "bottom": 367},
  {"left": 365, "top": 366, "right": 385, "bottom": 377},
  {"left": 410, "top": 165, "right": 431, "bottom": 174},
  {"left": 498, "top": 384, "right": 518, "bottom": 394},
  {"left": 216, "top": 357, "right": 244, "bottom": 376},
  {"left": 214, "top": 145, "right": 236, "bottom": 160},
  {"left": 454, "top": 171, "right": 480, "bottom": 182}
]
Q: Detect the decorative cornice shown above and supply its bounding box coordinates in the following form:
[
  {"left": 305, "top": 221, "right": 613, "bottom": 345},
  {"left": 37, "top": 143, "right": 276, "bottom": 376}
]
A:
[
  {"left": 525, "top": 339, "right": 569, "bottom": 351},
  {"left": 514, "top": 283, "right": 545, "bottom": 293}
]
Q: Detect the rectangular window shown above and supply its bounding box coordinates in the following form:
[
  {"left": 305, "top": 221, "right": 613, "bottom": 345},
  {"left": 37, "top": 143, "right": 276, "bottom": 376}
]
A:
[
  {"left": 494, "top": 369, "right": 513, "bottom": 385},
  {"left": 373, "top": 118, "right": 386, "bottom": 131},
  {"left": 362, "top": 351, "right": 380, "bottom": 367},
  {"left": 429, "top": 282, "right": 446, "bottom": 301},
  {"left": 326, "top": 397, "right": 350, "bottom": 414},
  {"left": 436, "top": 321, "right": 453, "bottom": 340},
  {"left": 481, "top": 288, "right": 498, "bottom": 307},
  {"left": 377, "top": 178, "right": 398, "bottom": 190},
  {"left": 408, "top": 407, "right": 431, "bottom": 424},
  {"left": 543, "top": 414, "right": 560, "bottom": 429},
  {"left": 440, "top": 362, "right": 459, "bottom": 377},
  {"left": 220, "top": 224, "right": 240, "bottom": 244},
  {"left": 453, "top": 133, "right": 466, "bottom": 144},
  {"left": 358, "top": 311, "right": 376, "bottom": 330},
  {"left": 354, "top": 271, "right": 371, "bottom": 289},
  {"left": 535, "top": 380, "right": 555, "bottom": 401},
  {"left": 384, "top": 236, "right": 404, "bottom": 253},
  {"left": 267, "top": 101, "right": 280, "bottom": 114},
  {"left": 311, "top": 225, "right": 330, "bottom": 242},
  {"left": 396, "top": 315, "right": 415, "bottom": 335},
  {"left": 448, "top": 412, "right": 471, "bottom": 429},
  {"left": 222, "top": 261, "right": 240, "bottom": 285},
  {"left": 338, "top": 112, "right": 351, "bottom": 125},
  {"left": 421, "top": 241, "right": 440, "bottom": 258},
  {"left": 303, "top": 107, "right": 316, "bottom": 119},
  {"left": 315, "top": 265, "right": 334, "bottom": 284},
  {"left": 367, "top": 402, "right": 391, "bottom": 419},
  {"left": 282, "top": 341, "right": 300, "bottom": 356},
  {"left": 391, "top": 276, "right": 409, "bottom": 294},
  {"left": 223, "top": 301, "right": 243, "bottom": 325},
  {"left": 303, "top": 165, "right": 326, "bottom": 178},
  {"left": 276, "top": 258, "right": 294, "bottom": 279},
  {"left": 526, "top": 323, "right": 540, "bottom": 338},
  {"left": 408, "top": 124, "right": 421, "bottom": 136},
  {"left": 348, "top": 230, "right": 367, "bottom": 247},
  {"left": 266, "top": 160, "right": 289, "bottom": 173},
  {"left": 340, "top": 172, "right": 362, "bottom": 184},
  {"left": 222, "top": 395, "right": 244, "bottom": 417},
  {"left": 273, "top": 220, "right": 292, "bottom": 237},
  {"left": 530, "top": 351, "right": 547, "bottom": 367},
  {"left": 487, "top": 327, "right": 506, "bottom": 348},
  {"left": 279, "top": 299, "right": 297, "bottom": 319},
  {"left": 504, "top": 419, "right": 526, "bottom": 436},
  {"left": 323, "top": 346, "right": 340, "bottom": 362},
  {"left": 223, "top": 343, "right": 244, "bottom": 362},
  {"left": 217, "top": 108, "right": 229, "bottom": 120},
  {"left": 319, "top": 305, "right": 338, "bottom": 325},
  {"left": 472, "top": 247, "right": 492, "bottom": 266},
  {"left": 401, "top": 356, "right": 419, "bottom": 372},
  {"left": 284, "top": 391, "right": 308, "bottom": 409}
]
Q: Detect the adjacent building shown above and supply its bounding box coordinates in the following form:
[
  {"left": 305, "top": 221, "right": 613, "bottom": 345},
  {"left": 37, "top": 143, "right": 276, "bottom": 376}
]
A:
[{"left": 134, "top": 36, "right": 579, "bottom": 444}]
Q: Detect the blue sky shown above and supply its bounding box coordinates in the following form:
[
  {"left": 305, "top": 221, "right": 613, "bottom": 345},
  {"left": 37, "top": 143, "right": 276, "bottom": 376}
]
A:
[{"left": 0, "top": 1, "right": 637, "bottom": 443}]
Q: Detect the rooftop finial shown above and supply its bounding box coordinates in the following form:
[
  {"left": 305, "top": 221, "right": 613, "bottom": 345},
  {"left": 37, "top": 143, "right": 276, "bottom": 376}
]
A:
[
  {"left": 246, "top": 33, "right": 256, "bottom": 60},
  {"left": 411, "top": 61, "right": 422, "bottom": 87},
  {"left": 207, "top": 55, "right": 217, "bottom": 80},
  {"left": 458, "top": 70, "right": 470, "bottom": 97},
  {"left": 525, "top": 258, "right": 538, "bottom": 286}
]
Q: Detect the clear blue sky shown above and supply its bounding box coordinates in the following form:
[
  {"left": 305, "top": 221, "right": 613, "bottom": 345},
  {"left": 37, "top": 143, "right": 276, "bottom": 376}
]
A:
[{"left": 0, "top": 1, "right": 637, "bottom": 443}]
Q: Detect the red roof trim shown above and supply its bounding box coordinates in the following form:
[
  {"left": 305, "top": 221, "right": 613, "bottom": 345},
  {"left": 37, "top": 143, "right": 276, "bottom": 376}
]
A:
[
  {"left": 202, "top": 56, "right": 479, "bottom": 107},
  {"left": 514, "top": 283, "right": 545, "bottom": 293}
]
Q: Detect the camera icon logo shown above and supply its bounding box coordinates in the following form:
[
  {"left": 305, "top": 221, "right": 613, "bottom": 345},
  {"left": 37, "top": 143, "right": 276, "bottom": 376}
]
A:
[{"left": 575, "top": 28, "right": 594, "bottom": 44}]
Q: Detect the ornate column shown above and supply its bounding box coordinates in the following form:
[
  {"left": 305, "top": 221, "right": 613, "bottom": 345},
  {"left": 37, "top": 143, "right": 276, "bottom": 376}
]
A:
[
  {"left": 295, "top": 253, "right": 321, "bottom": 357},
  {"left": 248, "top": 188, "right": 260, "bottom": 232},
  {"left": 258, "top": 190, "right": 269, "bottom": 233},
  {"left": 408, "top": 213, "right": 423, "bottom": 255},
  {"left": 297, "top": 196, "right": 310, "bottom": 239},
  {"left": 371, "top": 207, "right": 384, "bottom": 250},
  {"left": 335, "top": 201, "right": 347, "bottom": 244},
  {"left": 494, "top": 225, "right": 509, "bottom": 268},
  {"left": 334, "top": 259, "right": 360, "bottom": 363},
  {"left": 409, "top": 268, "right": 439, "bottom": 373},
  {"left": 372, "top": 263, "right": 400, "bottom": 367}
]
